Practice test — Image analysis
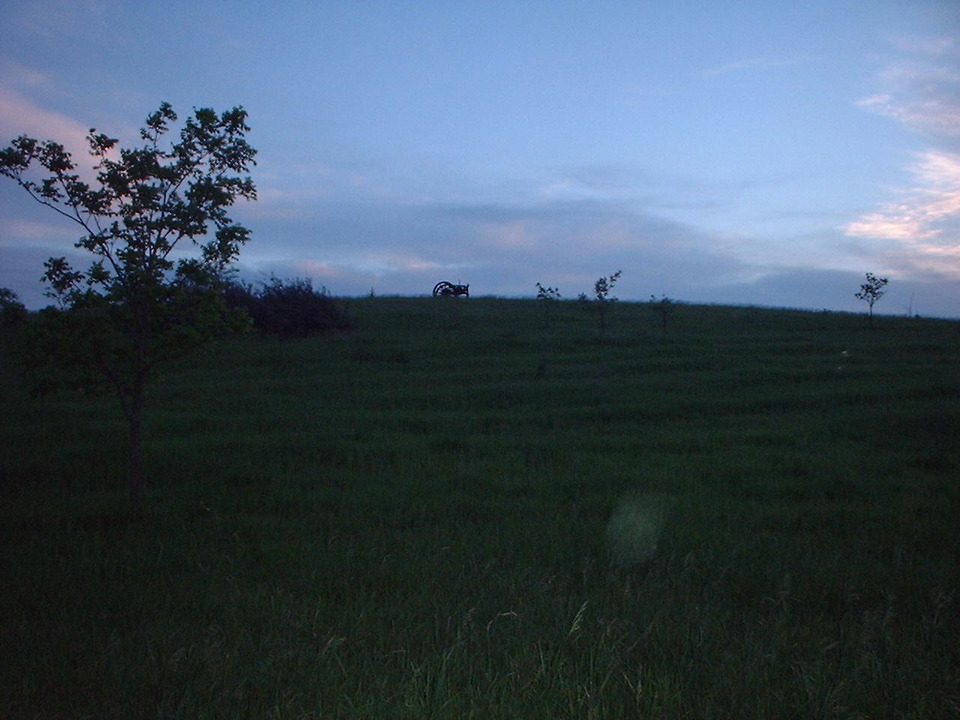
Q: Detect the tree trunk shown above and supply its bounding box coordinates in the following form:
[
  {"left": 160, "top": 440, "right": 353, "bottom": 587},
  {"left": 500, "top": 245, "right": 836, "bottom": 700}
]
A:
[{"left": 128, "top": 385, "right": 146, "bottom": 519}]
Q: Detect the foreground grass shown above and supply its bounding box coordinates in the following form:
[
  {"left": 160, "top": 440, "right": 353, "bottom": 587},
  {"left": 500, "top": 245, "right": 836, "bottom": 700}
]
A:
[{"left": 1, "top": 298, "right": 958, "bottom": 718}]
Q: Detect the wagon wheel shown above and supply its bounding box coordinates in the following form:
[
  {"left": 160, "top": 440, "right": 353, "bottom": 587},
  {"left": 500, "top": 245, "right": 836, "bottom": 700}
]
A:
[{"left": 433, "top": 281, "right": 456, "bottom": 297}]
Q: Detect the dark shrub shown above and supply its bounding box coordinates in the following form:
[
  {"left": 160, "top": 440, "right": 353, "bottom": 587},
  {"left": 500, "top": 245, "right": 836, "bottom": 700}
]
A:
[
  {"left": 224, "top": 277, "right": 353, "bottom": 338},
  {"left": 0, "top": 288, "right": 28, "bottom": 331}
]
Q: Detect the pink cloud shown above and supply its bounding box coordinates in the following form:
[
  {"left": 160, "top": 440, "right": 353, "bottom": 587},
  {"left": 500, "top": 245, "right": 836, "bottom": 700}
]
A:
[
  {"left": 844, "top": 151, "right": 960, "bottom": 277},
  {"left": 847, "top": 34, "right": 960, "bottom": 279},
  {"left": 0, "top": 86, "right": 89, "bottom": 155}
]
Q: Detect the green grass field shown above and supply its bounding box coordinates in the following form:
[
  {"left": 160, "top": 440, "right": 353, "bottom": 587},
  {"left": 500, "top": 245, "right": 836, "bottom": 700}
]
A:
[{"left": 2, "top": 297, "right": 958, "bottom": 719}]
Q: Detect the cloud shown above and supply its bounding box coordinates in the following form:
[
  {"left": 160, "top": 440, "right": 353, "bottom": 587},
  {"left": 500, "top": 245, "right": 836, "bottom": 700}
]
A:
[
  {"left": 0, "top": 86, "right": 89, "bottom": 154},
  {"left": 235, "top": 178, "right": 960, "bottom": 315},
  {"left": 857, "top": 92, "right": 960, "bottom": 141},
  {"left": 0, "top": 216, "right": 79, "bottom": 245},
  {"left": 0, "top": 77, "right": 128, "bottom": 186},
  {"left": 234, "top": 185, "right": 757, "bottom": 302},
  {"left": 702, "top": 54, "right": 813, "bottom": 78},
  {"left": 844, "top": 149, "right": 960, "bottom": 279},
  {"left": 855, "top": 34, "right": 960, "bottom": 147},
  {"left": 846, "top": 34, "right": 960, "bottom": 279},
  {"left": 0, "top": 55, "right": 56, "bottom": 94}
]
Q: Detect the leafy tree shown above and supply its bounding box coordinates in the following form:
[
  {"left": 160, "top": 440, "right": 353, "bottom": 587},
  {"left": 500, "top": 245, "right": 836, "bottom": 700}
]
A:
[
  {"left": 855, "top": 272, "right": 889, "bottom": 328},
  {"left": 0, "top": 103, "right": 257, "bottom": 515}
]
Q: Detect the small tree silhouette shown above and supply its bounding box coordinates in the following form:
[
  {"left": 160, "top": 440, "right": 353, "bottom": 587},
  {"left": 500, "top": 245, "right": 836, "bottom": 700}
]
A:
[
  {"left": 855, "top": 272, "right": 889, "bottom": 328},
  {"left": 536, "top": 282, "right": 561, "bottom": 302},
  {"left": 581, "top": 270, "right": 621, "bottom": 331},
  {"left": 535, "top": 282, "right": 562, "bottom": 329},
  {"left": 650, "top": 294, "right": 675, "bottom": 331}
]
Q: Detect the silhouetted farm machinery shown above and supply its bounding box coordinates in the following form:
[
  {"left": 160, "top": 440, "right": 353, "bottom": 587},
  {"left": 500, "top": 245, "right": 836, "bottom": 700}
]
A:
[{"left": 433, "top": 281, "right": 469, "bottom": 297}]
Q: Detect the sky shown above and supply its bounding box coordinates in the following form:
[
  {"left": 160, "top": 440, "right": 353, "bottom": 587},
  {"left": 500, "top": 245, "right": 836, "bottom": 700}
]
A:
[{"left": 1, "top": 1, "right": 959, "bottom": 317}]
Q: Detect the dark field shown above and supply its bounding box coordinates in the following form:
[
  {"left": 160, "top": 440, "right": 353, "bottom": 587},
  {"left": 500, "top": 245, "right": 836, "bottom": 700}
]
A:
[{"left": 2, "top": 298, "right": 958, "bottom": 718}]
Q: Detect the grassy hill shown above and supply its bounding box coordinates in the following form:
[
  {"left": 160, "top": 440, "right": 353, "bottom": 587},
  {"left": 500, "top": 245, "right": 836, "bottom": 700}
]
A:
[{"left": 2, "top": 297, "right": 959, "bottom": 718}]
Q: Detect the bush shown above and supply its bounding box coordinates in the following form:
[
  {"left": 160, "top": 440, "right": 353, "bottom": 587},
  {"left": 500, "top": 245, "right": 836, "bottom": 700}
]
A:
[
  {"left": 224, "top": 277, "right": 353, "bottom": 338},
  {"left": 0, "top": 288, "right": 27, "bottom": 331}
]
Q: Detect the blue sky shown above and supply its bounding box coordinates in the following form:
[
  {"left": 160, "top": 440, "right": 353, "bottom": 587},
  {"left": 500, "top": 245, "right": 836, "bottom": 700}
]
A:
[{"left": 2, "top": 1, "right": 959, "bottom": 316}]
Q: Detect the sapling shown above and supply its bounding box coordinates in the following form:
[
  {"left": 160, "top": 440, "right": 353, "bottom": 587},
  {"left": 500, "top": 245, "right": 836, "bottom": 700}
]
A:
[
  {"left": 535, "top": 282, "right": 561, "bottom": 327},
  {"left": 650, "top": 294, "right": 675, "bottom": 331},
  {"left": 855, "top": 272, "right": 889, "bottom": 328},
  {"left": 535, "top": 282, "right": 561, "bottom": 302},
  {"left": 534, "top": 282, "right": 562, "bottom": 377},
  {"left": 585, "top": 270, "right": 621, "bottom": 331}
]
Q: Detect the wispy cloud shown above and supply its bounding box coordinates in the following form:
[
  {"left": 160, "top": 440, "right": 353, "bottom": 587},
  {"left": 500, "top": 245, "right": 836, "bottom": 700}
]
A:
[
  {"left": 855, "top": 34, "right": 960, "bottom": 146},
  {"left": 845, "top": 150, "right": 960, "bottom": 234},
  {"left": 0, "top": 86, "right": 89, "bottom": 153},
  {"left": 703, "top": 57, "right": 771, "bottom": 77},
  {"left": 702, "top": 55, "right": 812, "bottom": 78},
  {"left": 857, "top": 91, "right": 960, "bottom": 140},
  {"left": 0, "top": 55, "right": 56, "bottom": 93},
  {"left": 0, "top": 218, "right": 79, "bottom": 246},
  {"left": 846, "top": 34, "right": 960, "bottom": 278}
]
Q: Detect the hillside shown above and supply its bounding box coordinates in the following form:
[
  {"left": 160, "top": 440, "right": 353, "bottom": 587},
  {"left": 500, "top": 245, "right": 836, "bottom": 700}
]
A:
[{"left": 2, "top": 298, "right": 958, "bottom": 718}]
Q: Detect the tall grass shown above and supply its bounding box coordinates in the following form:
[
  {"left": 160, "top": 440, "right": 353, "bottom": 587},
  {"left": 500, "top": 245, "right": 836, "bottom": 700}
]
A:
[{"left": 1, "top": 298, "right": 958, "bottom": 718}]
